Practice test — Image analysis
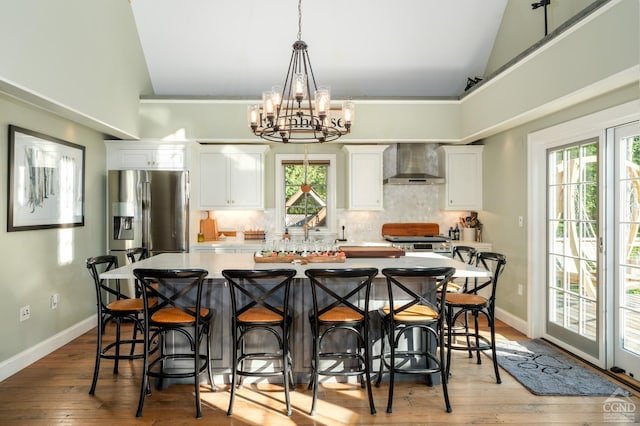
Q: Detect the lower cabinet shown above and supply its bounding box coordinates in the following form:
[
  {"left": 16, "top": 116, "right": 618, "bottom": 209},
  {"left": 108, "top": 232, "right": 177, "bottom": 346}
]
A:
[{"left": 180, "top": 277, "right": 408, "bottom": 382}]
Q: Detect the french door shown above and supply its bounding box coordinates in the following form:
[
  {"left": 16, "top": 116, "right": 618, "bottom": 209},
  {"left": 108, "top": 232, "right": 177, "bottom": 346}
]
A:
[
  {"left": 544, "top": 119, "right": 640, "bottom": 375},
  {"left": 546, "top": 139, "right": 600, "bottom": 357},
  {"left": 612, "top": 121, "right": 640, "bottom": 379}
]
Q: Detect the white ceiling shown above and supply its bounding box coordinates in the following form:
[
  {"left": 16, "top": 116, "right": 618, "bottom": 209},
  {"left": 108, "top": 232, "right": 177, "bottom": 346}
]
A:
[{"left": 131, "top": 0, "right": 508, "bottom": 99}]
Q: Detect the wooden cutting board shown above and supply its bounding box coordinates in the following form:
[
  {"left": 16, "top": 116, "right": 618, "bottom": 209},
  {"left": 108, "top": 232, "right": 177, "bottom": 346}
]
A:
[
  {"left": 381, "top": 222, "right": 440, "bottom": 237},
  {"left": 200, "top": 212, "right": 218, "bottom": 241},
  {"left": 340, "top": 246, "right": 405, "bottom": 258}
]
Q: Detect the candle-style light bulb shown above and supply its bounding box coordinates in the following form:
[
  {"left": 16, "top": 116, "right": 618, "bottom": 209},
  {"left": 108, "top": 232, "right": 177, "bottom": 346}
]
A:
[
  {"left": 248, "top": 105, "right": 260, "bottom": 130},
  {"left": 263, "top": 91, "right": 275, "bottom": 121},
  {"left": 342, "top": 101, "right": 354, "bottom": 131},
  {"left": 294, "top": 74, "right": 306, "bottom": 103}
]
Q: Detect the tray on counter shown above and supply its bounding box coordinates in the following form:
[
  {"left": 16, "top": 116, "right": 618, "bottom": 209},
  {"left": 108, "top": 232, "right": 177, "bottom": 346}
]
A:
[{"left": 254, "top": 253, "right": 346, "bottom": 264}]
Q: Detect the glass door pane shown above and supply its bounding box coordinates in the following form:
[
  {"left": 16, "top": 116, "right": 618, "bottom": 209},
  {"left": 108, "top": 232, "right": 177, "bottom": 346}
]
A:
[
  {"left": 546, "top": 139, "right": 599, "bottom": 356},
  {"left": 613, "top": 121, "right": 640, "bottom": 379}
]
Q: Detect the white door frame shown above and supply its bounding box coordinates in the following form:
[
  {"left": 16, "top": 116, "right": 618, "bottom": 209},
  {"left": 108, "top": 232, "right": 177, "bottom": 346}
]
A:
[{"left": 527, "top": 100, "right": 640, "bottom": 367}]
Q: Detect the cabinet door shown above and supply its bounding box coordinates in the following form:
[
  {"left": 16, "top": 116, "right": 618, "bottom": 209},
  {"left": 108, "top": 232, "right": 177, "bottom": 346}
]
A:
[
  {"left": 344, "top": 145, "right": 388, "bottom": 210},
  {"left": 228, "top": 153, "right": 263, "bottom": 208},
  {"left": 446, "top": 151, "right": 481, "bottom": 210},
  {"left": 350, "top": 152, "right": 383, "bottom": 210},
  {"left": 117, "top": 149, "right": 154, "bottom": 169},
  {"left": 154, "top": 149, "right": 185, "bottom": 169},
  {"left": 199, "top": 153, "right": 229, "bottom": 207},
  {"left": 106, "top": 143, "right": 188, "bottom": 170},
  {"left": 440, "top": 146, "right": 483, "bottom": 211}
]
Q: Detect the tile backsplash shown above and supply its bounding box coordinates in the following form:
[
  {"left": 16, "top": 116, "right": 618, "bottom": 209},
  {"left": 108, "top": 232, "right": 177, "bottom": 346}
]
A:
[{"left": 199, "top": 143, "right": 467, "bottom": 242}]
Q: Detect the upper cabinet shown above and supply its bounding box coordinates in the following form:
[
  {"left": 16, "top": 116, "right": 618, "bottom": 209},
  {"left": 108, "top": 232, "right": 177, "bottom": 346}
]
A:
[
  {"left": 106, "top": 140, "right": 190, "bottom": 170},
  {"left": 343, "top": 145, "right": 389, "bottom": 210},
  {"left": 438, "top": 145, "right": 483, "bottom": 211},
  {"left": 198, "top": 145, "right": 268, "bottom": 210}
]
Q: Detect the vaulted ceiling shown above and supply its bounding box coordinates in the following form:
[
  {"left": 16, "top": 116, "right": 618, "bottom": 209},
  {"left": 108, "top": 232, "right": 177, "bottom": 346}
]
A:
[{"left": 130, "top": 0, "right": 508, "bottom": 99}]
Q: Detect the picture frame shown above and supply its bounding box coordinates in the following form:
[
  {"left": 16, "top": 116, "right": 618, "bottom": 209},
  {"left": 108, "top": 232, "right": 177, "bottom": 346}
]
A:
[{"left": 7, "top": 125, "right": 85, "bottom": 231}]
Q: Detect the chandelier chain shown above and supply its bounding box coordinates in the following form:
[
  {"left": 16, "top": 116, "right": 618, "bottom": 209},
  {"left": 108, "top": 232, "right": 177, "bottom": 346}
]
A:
[{"left": 297, "top": 0, "right": 302, "bottom": 41}]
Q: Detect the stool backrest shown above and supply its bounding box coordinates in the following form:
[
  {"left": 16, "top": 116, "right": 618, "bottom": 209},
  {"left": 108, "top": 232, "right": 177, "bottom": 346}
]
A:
[
  {"left": 86, "top": 255, "right": 127, "bottom": 309},
  {"left": 133, "top": 268, "right": 209, "bottom": 321},
  {"left": 305, "top": 268, "right": 378, "bottom": 320},
  {"left": 469, "top": 252, "right": 507, "bottom": 303},
  {"left": 126, "top": 247, "right": 150, "bottom": 264},
  {"left": 222, "top": 269, "right": 296, "bottom": 321},
  {"left": 451, "top": 245, "right": 477, "bottom": 291},
  {"left": 381, "top": 267, "right": 455, "bottom": 320},
  {"left": 452, "top": 245, "right": 477, "bottom": 264}
]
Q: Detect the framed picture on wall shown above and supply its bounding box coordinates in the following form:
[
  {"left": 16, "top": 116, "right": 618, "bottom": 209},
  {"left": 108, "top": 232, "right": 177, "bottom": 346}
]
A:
[{"left": 7, "top": 125, "right": 85, "bottom": 231}]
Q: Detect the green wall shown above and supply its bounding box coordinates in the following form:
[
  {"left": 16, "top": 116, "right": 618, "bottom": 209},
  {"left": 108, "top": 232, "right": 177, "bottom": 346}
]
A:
[
  {"left": 0, "top": 92, "right": 106, "bottom": 363},
  {"left": 0, "top": 0, "right": 151, "bottom": 139},
  {"left": 482, "top": 83, "right": 638, "bottom": 322}
]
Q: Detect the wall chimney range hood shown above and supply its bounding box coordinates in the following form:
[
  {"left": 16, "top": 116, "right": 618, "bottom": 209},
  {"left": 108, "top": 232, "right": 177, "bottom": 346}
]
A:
[{"left": 383, "top": 143, "right": 445, "bottom": 185}]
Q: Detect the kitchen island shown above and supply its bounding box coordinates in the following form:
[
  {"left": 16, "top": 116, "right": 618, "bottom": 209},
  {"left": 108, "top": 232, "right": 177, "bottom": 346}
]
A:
[
  {"left": 101, "top": 251, "right": 489, "bottom": 383},
  {"left": 101, "top": 251, "right": 489, "bottom": 280}
]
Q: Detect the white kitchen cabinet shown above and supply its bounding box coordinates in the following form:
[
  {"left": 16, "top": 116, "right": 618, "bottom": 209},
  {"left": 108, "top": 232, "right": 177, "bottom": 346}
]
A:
[
  {"left": 105, "top": 140, "right": 190, "bottom": 170},
  {"left": 343, "top": 145, "right": 389, "bottom": 210},
  {"left": 438, "top": 145, "right": 483, "bottom": 211},
  {"left": 198, "top": 145, "right": 268, "bottom": 210}
]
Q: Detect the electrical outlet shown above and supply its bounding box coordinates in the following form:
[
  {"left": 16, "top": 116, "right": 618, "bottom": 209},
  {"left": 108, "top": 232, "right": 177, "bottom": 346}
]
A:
[
  {"left": 50, "top": 294, "right": 59, "bottom": 310},
  {"left": 20, "top": 305, "right": 31, "bottom": 321},
  {"left": 517, "top": 284, "right": 524, "bottom": 296},
  {"left": 518, "top": 216, "right": 524, "bottom": 227}
]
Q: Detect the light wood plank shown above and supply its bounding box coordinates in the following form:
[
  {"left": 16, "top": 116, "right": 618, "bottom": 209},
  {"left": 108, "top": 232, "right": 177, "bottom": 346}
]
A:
[{"left": 0, "top": 320, "right": 637, "bottom": 425}]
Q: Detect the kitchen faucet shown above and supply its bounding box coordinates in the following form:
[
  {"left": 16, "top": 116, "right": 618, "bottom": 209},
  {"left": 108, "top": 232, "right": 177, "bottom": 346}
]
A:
[{"left": 303, "top": 222, "right": 310, "bottom": 241}]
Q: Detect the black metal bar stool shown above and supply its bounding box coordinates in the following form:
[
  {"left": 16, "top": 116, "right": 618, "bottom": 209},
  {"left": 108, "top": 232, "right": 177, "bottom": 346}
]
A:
[
  {"left": 444, "top": 252, "right": 507, "bottom": 383},
  {"left": 133, "top": 268, "right": 215, "bottom": 418},
  {"left": 305, "top": 268, "right": 378, "bottom": 416},
  {"left": 446, "top": 245, "right": 478, "bottom": 358},
  {"left": 376, "top": 267, "right": 455, "bottom": 414},
  {"left": 85, "top": 255, "right": 146, "bottom": 395},
  {"left": 222, "top": 269, "right": 297, "bottom": 416}
]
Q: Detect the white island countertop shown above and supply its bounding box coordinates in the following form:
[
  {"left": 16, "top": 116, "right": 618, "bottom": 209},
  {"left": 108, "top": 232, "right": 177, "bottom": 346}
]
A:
[{"left": 101, "top": 252, "right": 489, "bottom": 280}]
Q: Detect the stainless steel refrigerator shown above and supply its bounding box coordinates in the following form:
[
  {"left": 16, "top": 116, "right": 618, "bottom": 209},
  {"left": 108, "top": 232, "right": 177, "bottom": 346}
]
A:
[{"left": 107, "top": 170, "right": 189, "bottom": 267}]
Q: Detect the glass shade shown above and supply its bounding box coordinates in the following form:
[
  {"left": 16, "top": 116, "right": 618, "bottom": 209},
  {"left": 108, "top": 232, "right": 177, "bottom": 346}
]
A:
[
  {"left": 262, "top": 91, "right": 275, "bottom": 119},
  {"left": 248, "top": 105, "right": 260, "bottom": 127},
  {"left": 294, "top": 73, "right": 307, "bottom": 101},
  {"left": 314, "top": 88, "right": 330, "bottom": 118},
  {"left": 342, "top": 101, "right": 354, "bottom": 124},
  {"left": 271, "top": 86, "right": 282, "bottom": 109}
]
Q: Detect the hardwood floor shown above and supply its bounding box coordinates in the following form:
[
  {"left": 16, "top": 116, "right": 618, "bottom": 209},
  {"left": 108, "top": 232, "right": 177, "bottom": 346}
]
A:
[{"left": 0, "top": 320, "right": 637, "bottom": 425}]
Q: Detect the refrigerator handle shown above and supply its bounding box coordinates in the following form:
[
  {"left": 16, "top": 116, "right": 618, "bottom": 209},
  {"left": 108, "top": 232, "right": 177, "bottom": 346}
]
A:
[{"left": 142, "top": 181, "right": 151, "bottom": 250}]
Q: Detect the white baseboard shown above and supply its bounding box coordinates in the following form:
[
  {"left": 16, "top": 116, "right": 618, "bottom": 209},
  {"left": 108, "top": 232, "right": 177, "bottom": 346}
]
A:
[
  {"left": 495, "top": 307, "right": 528, "bottom": 337},
  {"left": 0, "top": 315, "right": 96, "bottom": 382}
]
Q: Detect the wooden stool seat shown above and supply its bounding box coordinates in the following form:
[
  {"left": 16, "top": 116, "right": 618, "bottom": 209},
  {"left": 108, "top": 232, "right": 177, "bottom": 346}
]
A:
[
  {"left": 151, "top": 307, "right": 210, "bottom": 324},
  {"left": 238, "top": 306, "right": 284, "bottom": 323},
  {"left": 319, "top": 306, "right": 363, "bottom": 322},
  {"left": 382, "top": 304, "right": 438, "bottom": 321},
  {"left": 106, "top": 298, "right": 145, "bottom": 312},
  {"left": 446, "top": 293, "right": 487, "bottom": 306}
]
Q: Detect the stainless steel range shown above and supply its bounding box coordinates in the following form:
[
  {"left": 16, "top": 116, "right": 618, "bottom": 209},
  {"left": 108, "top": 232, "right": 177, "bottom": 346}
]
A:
[{"left": 382, "top": 223, "right": 453, "bottom": 255}]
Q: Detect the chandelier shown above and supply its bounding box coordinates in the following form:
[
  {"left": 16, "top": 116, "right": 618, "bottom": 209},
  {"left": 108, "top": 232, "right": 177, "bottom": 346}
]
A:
[{"left": 248, "top": 0, "right": 353, "bottom": 143}]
